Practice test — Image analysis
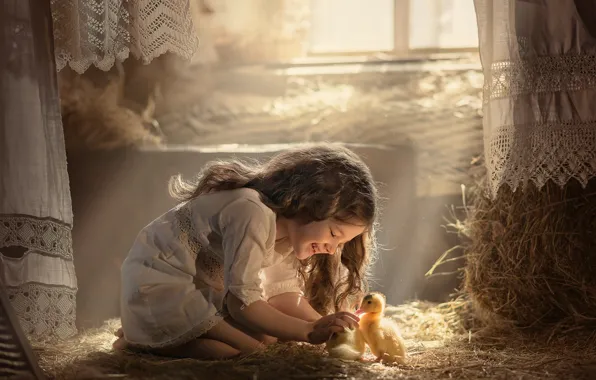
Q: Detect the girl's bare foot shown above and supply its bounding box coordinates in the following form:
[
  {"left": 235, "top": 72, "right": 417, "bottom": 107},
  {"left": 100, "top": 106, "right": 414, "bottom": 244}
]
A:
[{"left": 112, "top": 327, "right": 129, "bottom": 350}]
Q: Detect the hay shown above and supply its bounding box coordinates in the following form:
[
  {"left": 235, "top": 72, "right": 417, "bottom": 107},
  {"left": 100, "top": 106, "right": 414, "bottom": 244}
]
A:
[
  {"left": 58, "top": 65, "right": 164, "bottom": 152},
  {"left": 453, "top": 164, "right": 596, "bottom": 336},
  {"left": 34, "top": 299, "right": 596, "bottom": 380}
]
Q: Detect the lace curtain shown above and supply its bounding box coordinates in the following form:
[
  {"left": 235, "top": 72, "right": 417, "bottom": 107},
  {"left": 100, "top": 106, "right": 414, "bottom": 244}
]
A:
[
  {"left": 51, "top": 0, "right": 200, "bottom": 74},
  {"left": 474, "top": 0, "right": 596, "bottom": 197},
  {"left": 0, "top": 0, "right": 77, "bottom": 341}
]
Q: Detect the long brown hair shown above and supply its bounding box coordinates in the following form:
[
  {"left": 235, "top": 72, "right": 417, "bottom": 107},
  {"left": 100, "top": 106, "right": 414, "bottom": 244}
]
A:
[{"left": 169, "top": 144, "right": 379, "bottom": 315}]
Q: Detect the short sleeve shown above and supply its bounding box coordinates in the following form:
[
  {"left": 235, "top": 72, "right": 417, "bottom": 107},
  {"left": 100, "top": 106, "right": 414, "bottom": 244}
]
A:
[
  {"left": 219, "top": 198, "right": 274, "bottom": 308},
  {"left": 261, "top": 253, "right": 303, "bottom": 300}
]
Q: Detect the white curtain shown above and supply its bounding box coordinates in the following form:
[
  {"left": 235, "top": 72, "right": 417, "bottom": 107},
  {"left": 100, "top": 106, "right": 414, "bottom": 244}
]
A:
[
  {"left": 474, "top": 0, "right": 596, "bottom": 196},
  {"left": 0, "top": 0, "right": 77, "bottom": 341},
  {"left": 1, "top": 0, "right": 201, "bottom": 343},
  {"left": 50, "top": 0, "right": 200, "bottom": 74}
]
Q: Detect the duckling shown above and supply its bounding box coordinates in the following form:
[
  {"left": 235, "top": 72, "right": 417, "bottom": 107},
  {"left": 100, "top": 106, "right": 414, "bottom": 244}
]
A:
[
  {"left": 325, "top": 325, "right": 366, "bottom": 360},
  {"left": 356, "top": 292, "right": 406, "bottom": 365}
]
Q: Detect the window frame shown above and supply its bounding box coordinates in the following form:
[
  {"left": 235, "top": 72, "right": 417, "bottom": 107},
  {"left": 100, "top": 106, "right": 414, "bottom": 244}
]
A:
[{"left": 305, "top": 0, "right": 478, "bottom": 59}]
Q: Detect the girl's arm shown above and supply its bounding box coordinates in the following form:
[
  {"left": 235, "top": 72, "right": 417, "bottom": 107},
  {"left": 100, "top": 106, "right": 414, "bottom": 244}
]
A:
[
  {"left": 260, "top": 249, "right": 321, "bottom": 321},
  {"left": 227, "top": 293, "right": 312, "bottom": 341},
  {"left": 227, "top": 293, "right": 359, "bottom": 344},
  {"left": 268, "top": 292, "right": 321, "bottom": 322},
  {"left": 220, "top": 199, "right": 314, "bottom": 341},
  {"left": 220, "top": 199, "right": 357, "bottom": 343},
  {"left": 263, "top": 260, "right": 357, "bottom": 321}
]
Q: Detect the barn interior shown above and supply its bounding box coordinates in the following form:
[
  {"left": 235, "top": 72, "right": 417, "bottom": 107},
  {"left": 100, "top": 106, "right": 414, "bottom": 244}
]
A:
[{"left": 4, "top": 1, "right": 596, "bottom": 379}]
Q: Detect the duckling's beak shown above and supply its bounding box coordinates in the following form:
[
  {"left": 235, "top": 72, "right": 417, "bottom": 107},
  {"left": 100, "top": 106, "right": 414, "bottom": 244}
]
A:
[{"left": 355, "top": 309, "right": 364, "bottom": 316}]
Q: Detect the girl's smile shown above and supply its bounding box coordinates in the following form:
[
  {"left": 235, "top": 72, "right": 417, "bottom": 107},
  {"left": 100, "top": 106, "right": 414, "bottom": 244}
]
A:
[{"left": 277, "top": 217, "right": 366, "bottom": 260}]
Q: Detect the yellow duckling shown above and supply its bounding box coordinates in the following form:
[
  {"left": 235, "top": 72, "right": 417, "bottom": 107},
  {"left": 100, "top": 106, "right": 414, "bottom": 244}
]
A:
[
  {"left": 356, "top": 292, "right": 407, "bottom": 364},
  {"left": 325, "top": 324, "right": 367, "bottom": 360}
]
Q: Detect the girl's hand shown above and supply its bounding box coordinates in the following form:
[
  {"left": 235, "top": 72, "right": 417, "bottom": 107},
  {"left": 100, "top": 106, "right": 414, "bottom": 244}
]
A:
[{"left": 306, "top": 312, "right": 360, "bottom": 345}]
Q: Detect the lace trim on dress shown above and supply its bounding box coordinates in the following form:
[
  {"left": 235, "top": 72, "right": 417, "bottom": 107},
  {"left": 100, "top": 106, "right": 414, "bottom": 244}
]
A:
[{"left": 174, "top": 204, "right": 224, "bottom": 288}]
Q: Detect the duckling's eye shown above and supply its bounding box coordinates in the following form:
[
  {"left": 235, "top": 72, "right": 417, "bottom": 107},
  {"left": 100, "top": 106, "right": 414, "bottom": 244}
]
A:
[{"left": 367, "top": 300, "right": 372, "bottom": 304}]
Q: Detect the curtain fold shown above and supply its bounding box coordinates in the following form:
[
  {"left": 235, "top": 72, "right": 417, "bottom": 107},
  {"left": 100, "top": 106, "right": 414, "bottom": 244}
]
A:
[
  {"left": 51, "top": 0, "right": 200, "bottom": 74},
  {"left": 474, "top": 0, "right": 596, "bottom": 196},
  {"left": 0, "top": 0, "right": 77, "bottom": 341}
]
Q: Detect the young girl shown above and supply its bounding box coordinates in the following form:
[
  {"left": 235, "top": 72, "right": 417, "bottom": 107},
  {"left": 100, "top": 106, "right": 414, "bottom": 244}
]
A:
[{"left": 113, "top": 144, "right": 379, "bottom": 359}]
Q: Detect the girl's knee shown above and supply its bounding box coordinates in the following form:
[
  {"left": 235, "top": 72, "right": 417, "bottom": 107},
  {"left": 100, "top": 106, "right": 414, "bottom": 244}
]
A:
[
  {"left": 259, "top": 334, "right": 278, "bottom": 346},
  {"left": 221, "top": 316, "right": 277, "bottom": 347},
  {"left": 192, "top": 339, "right": 241, "bottom": 360}
]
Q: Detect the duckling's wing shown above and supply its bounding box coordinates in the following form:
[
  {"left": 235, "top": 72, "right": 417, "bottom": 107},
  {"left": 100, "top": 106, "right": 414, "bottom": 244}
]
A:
[
  {"left": 380, "top": 318, "right": 403, "bottom": 337},
  {"left": 380, "top": 318, "right": 407, "bottom": 359},
  {"left": 354, "top": 327, "right": 367, "bottom": 352}
]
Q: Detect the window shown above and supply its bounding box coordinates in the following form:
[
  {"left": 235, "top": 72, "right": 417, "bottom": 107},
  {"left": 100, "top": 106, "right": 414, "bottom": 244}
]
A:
[
  {"left": 308, "top": 0, "right": 395, "bottom": 53},
  {"left": 409, "top": 0, "right": 478, "bottom": 50},
  {"left": 308, "top": 0, "right": 478, "bottom": 56}
]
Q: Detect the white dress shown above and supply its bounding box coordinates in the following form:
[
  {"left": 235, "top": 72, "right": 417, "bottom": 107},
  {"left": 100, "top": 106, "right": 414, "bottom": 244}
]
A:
[{"left": 120, "top": 188, "right": 303, "bottom": 348}]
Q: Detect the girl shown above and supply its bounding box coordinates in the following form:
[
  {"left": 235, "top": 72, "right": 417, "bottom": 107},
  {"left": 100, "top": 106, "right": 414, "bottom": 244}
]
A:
[{"left": 113, "top": 144, "right": 379, "bottom": 359}]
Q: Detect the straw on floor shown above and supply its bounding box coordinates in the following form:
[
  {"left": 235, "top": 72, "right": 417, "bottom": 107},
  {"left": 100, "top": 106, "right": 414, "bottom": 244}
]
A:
[{"left": 34, "top": 296, "right": 596, "bottom": 380}]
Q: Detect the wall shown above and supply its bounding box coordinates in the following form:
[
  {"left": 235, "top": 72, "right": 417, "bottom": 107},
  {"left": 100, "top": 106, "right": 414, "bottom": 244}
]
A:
[
  {"left": 68, "top": 144, "right": 417, "bottom": 327},
  {"left": 67, "top": 143, "right": 462, "bottom": 329}
]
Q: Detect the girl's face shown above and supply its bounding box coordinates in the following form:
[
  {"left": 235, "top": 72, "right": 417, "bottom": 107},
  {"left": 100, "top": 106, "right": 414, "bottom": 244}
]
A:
[{"left": 277, "top": 217, "right": 366, "bottom": 260}]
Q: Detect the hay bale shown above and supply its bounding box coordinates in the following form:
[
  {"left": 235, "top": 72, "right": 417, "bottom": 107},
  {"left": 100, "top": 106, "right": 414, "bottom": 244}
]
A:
[
  {"left": 461, "top": 168, "right": 596, "bottom": 333},
  {"left": 58, "top": 65, "right": 164, "bottom": 152}
]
